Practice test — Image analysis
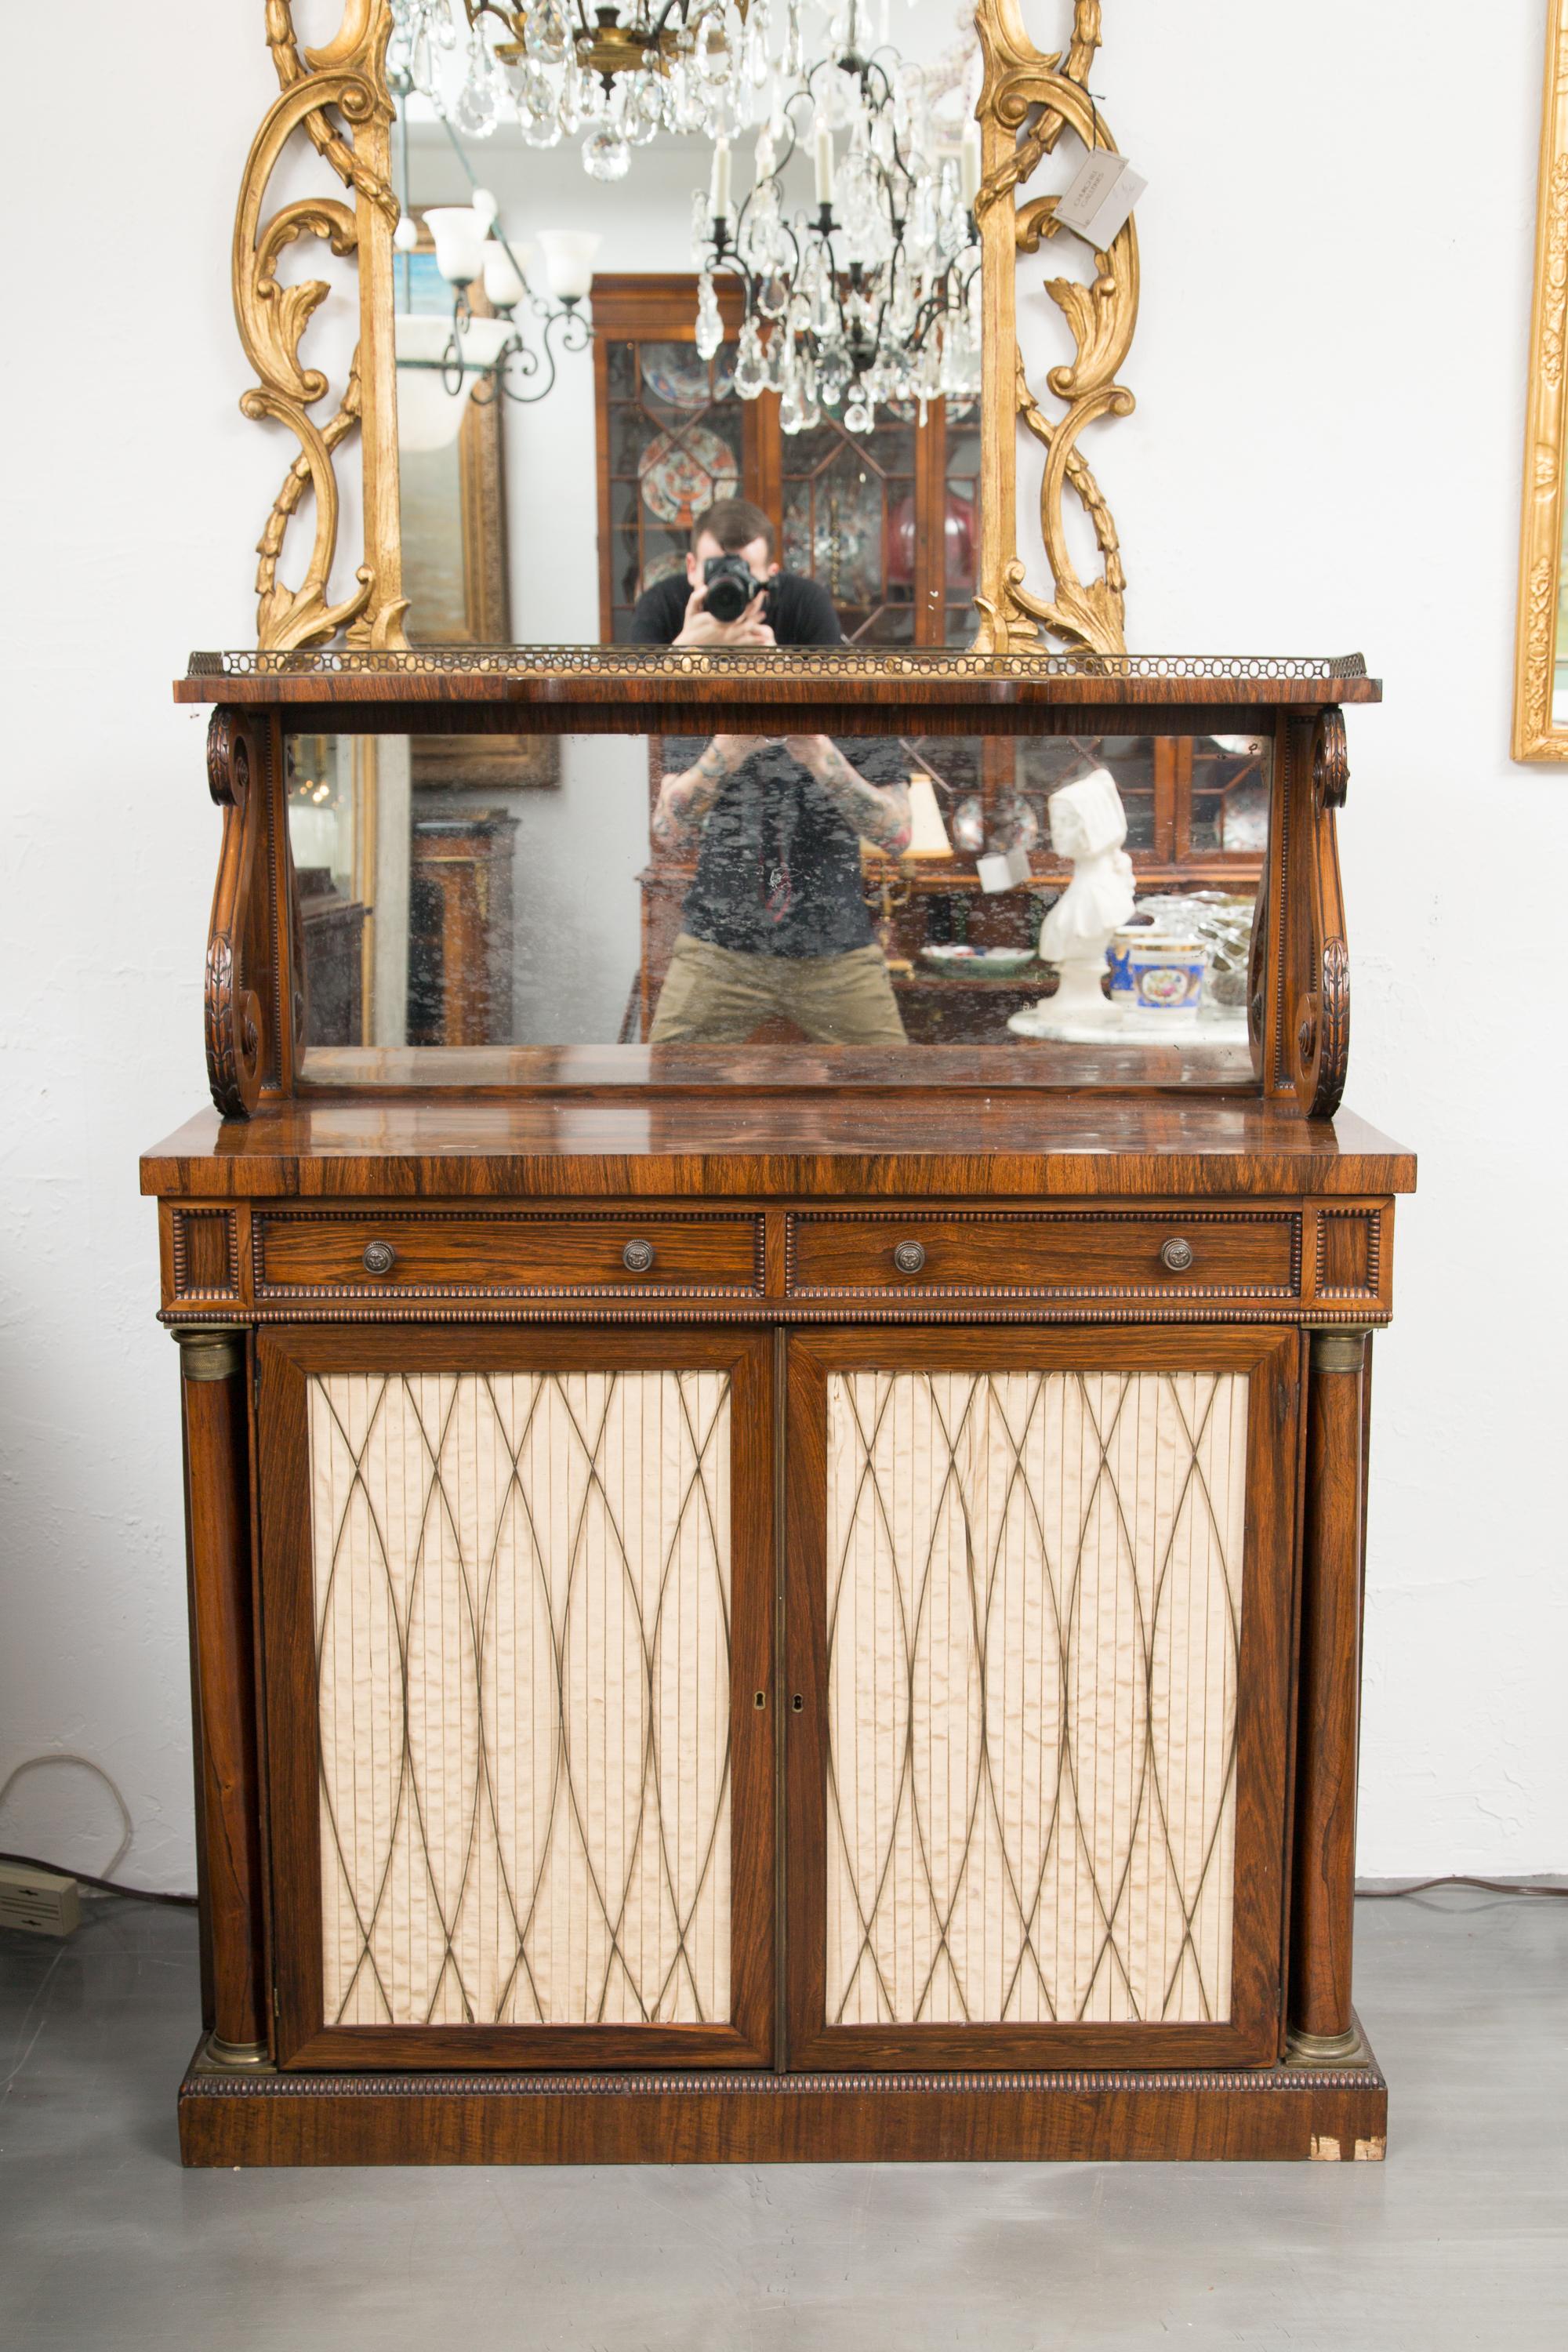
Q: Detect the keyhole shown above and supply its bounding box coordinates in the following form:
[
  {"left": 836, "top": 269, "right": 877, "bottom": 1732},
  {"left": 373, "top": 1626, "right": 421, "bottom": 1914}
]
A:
[
  {"left": 791, "top": 1694, "right": 804, "bottom": 1712},
  {"left": 753, "top": 1691, "right": 766, "bottom": 1710}
]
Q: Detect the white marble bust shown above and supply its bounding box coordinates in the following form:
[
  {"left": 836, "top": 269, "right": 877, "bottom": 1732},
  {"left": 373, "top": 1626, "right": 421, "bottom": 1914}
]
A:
[{"left": 1011, "top": 768, "right": 1137, "bottom": 1040}]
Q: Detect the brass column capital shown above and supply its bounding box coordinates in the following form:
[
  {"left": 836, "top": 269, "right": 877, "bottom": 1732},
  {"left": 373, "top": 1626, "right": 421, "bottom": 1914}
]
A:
[
  {"left": 1310, "top": 1329, "right": 1372, "bottom": 1375},
  {"left": 171, "top": 1326, "right": 245, "bottom": 1383}
]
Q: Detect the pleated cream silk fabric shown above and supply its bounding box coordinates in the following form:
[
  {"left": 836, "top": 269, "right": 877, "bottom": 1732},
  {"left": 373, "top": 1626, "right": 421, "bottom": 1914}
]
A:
[
  {"left": 825, "top": 1370, "right": 1247, "bottom": 2028},
  {"left": 307, "top": 1370, "right": 732, "bottom": 2029}
]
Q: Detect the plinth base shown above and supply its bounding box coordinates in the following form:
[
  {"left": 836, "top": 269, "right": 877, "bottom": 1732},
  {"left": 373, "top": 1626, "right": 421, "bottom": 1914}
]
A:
[{"left": 178, "top": 2024, "right": 1388, "bottom": 2167}]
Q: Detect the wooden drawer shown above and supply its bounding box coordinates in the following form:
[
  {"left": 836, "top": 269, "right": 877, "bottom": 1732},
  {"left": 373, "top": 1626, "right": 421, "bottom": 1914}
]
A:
[
  {"left": 786, "top": 1210, "right": 1301, "bottom": 1298},
  {"left": 254, "top": 1212, "right": 765, "bottom": 1298}
]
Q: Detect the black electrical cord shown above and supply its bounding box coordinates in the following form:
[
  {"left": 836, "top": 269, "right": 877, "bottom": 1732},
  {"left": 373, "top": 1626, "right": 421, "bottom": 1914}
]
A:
[
  {"left": 0, "top": 1849, "right": 197, "bottom": 1908},
  {"left": 1, "top": 1856, "right": 1557, "bottom": 1919},
  {"left": 1356, "top": 1875, "right": 1568, "bottom": 1900}
]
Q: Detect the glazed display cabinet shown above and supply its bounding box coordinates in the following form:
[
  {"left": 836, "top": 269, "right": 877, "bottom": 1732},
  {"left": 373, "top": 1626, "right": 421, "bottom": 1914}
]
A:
[{"left": 146, "top": 652, "right": 1413, "bottom": 2166}]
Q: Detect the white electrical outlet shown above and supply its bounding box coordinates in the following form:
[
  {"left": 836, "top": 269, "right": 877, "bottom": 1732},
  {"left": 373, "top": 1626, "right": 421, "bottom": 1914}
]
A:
[{"left": 0, "top": 1861, "right": 82, "bottom": 1937}]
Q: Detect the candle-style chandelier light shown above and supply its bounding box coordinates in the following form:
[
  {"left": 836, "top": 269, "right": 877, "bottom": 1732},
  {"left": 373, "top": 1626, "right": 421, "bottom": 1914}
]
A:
[{"left": 691, "top": 39, "right": 981, "bottom": 434}]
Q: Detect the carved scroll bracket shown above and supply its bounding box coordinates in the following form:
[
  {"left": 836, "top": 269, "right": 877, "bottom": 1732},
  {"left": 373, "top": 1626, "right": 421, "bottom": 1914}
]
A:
[
  {"left": 973, "top": 0, "right": 1138, "bottom": 657},
  {"left": 237, "top": 2, "right": 406, "bottom": 652},
  {"left": 1290, "top": 708, "right": 1351, "bottom": 1120},
  {"left": 205, "top": 710, "right": 267, "bottom": 1118}
]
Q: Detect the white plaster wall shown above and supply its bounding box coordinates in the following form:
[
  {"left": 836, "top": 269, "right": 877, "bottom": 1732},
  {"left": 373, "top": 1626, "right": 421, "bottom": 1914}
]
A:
[{"left": 0, "top": 1, "right": 1562, "bottom": 1889}]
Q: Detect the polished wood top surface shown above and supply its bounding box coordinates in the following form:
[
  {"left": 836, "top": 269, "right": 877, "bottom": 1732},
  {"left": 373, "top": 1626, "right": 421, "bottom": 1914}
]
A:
[{"left": 142, "top": 1096, "right": 1416, "bottom": 1201}]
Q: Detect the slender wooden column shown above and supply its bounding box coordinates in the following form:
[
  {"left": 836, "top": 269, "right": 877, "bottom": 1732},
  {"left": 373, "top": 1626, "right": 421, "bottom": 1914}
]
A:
[
  {"left": 173, "top": 1327, "right": 267, "bottom": 2065},
  {"left": 1287, "top": 1327, "right": 1372, "bottom": 2061}
]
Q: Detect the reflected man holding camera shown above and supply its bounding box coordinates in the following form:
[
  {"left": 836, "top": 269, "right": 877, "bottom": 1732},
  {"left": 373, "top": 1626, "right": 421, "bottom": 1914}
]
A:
[{"left": 630, "top": 498, "right": 910, "bottom": 1046}]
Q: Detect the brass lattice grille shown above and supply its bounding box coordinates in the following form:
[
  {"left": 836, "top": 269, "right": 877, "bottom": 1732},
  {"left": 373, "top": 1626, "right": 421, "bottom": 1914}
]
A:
[
  {"left": 825, "top": 1370, "right": 1247, "bottom": 2027},
  {"left": 307, "top": 1370, "right": 733, "bottom": 2029}
]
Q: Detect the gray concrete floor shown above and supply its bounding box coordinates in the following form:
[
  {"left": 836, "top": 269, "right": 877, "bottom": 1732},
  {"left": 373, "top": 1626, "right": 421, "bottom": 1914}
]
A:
[{"left": 0, "top": 1888, "right": 1563, "bottom": 2350}]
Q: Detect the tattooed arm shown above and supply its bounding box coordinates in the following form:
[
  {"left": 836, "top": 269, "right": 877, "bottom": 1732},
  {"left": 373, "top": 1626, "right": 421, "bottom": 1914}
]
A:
[
  {"left": 782, "top": 735, "right": 912, "bottom": 857},
  {"left": 651, "top": 735, "right": 760, "bottom": 852}
]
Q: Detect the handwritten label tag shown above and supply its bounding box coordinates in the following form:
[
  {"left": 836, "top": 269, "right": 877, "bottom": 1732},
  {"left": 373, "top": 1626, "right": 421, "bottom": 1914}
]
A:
[{"left": 1054, "top": 150, "right": 1147, "bottom": 250}]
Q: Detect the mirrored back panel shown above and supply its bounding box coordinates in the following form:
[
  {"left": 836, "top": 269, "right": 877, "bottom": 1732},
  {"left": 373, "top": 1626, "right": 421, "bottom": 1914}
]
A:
[{"left": 285, "top": 720, "right": 1270, "bottom": 1086}]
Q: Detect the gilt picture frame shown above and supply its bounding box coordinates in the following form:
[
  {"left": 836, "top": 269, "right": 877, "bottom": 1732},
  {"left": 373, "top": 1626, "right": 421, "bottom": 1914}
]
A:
[{"left": 1514, "top": 0, "right": 1568, "bottom": 760}]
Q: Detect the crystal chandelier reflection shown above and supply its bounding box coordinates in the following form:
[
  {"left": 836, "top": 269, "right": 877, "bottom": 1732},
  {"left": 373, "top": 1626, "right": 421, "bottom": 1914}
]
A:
[
  {"left": 390, "top": 0, "right": 778, "bottom": 180},
  {"left": 387, "top": 0, "right": 983, "bottom": 431},
  {"left": 387, "top": 0, "right": 965, "bottom": 190},
  {"left": 693, "top": 42, "right": 981, "bottom": 434}
]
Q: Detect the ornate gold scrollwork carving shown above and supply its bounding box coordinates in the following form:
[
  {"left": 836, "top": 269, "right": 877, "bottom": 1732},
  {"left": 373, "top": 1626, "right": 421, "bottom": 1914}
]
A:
[
  {"left": 236, "top": 2, "right": 406, "bottom": 651},
  {"left": 205, "top": 710, "right": 266, "bottom": 1119},
  {"left": 973, "top": 0, "right": 1138, "bottom": 656}
]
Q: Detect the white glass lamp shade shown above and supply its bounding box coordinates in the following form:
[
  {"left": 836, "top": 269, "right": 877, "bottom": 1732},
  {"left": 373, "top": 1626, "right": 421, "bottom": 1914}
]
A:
[
  {"left": 537, "top": 229, "right": 601, "bottom": 302},
  {"left": 394, "top": 313, "right": 513, "bottom": 452},
  {"left": 905, "top": 771, "right": 953, "bottom": 859},
  {"left": 482, "top": 239, "right": 533, "bottom": 311},
  {"left": 423, "top": 204, "right": 488, "bottom": 287}
]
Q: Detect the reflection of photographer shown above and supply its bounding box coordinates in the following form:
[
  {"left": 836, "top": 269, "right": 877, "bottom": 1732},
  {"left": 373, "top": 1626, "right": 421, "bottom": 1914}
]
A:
[{"left": 632, "top": 500, "right": 910, "bottom": 1046}]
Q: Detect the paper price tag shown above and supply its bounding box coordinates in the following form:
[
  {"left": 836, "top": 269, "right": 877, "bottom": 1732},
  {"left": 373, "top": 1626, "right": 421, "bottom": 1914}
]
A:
[{"left": 1054, "top": 150, "right": 1147, "bottom": 250}]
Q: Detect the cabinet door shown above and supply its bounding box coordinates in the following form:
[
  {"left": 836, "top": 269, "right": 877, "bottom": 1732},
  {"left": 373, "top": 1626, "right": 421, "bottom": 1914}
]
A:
[
  {"left": 784, "top": 1328, "right": 1299, "bottom": 2071},
  {"left": 257, "top": 1327, "right": 773, "bottom": 2069}
]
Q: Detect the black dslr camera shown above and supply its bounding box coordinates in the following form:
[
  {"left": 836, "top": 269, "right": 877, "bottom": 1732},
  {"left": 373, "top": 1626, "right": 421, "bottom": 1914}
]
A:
[{"left": 702, "top": 551, "right": 770, "bottom": 625}]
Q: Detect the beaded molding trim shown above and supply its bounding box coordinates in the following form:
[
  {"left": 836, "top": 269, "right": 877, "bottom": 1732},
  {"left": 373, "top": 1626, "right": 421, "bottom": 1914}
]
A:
[{"left": 185, "top": 2057, "right": 1385, "bottom": 2098}]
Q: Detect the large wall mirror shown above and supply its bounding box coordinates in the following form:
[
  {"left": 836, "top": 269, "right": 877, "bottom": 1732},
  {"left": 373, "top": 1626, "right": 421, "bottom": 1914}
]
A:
[
  {"left": 238, "top": 0, "right": 1142, "bottom": 662},
  {"left": 230, "top": 4, "right": 1261, "bottom": 1082}
]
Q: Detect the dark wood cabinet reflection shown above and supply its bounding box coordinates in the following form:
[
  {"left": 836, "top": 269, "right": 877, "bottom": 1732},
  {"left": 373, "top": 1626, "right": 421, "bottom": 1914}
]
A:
[{"left": 406, "top": 812, "right": 517, "bottom": 1047}]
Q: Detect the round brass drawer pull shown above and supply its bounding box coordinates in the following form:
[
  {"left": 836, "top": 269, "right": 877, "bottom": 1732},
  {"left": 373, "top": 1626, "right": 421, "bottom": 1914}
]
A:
[
  {"left": 892, "top": 1239, "right": 927, "bottom": 1276},
  {"left": 361, "top": 1240, "right": 397, "bottom": 1276},
  {"left": 1160, "top": 1237, "right": 1196, "bottom": 1273},
  {"left": 622, "top": 1238, "right": 656, "bottom": 1274}
]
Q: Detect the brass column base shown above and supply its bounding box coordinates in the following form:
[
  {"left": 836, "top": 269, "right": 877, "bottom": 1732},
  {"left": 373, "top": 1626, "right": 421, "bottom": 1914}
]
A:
[
  {"left": 1284, "top": 2023, "right": 1369, "bottom": 2067},
  {"left": 206, "top": 2034, "right": 270, "bottom": 2070}
]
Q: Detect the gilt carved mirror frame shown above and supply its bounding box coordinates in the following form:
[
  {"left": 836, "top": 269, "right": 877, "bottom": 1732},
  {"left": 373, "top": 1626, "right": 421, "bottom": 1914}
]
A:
[
  {"left": 1515, "top": 0, "right": 1568, "bottom": 759},
  {"left": 235, "top": 0, "right": 1140, "bottom": 664}
]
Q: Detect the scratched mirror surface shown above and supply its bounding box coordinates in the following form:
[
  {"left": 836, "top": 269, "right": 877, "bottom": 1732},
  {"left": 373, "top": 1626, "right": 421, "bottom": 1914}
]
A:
[{"left": 285, "top": 723, "right": 1270, "bottom": 1083}]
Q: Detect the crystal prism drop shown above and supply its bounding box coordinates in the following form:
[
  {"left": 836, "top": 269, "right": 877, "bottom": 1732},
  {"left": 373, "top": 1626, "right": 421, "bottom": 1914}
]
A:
[
  {"left": 583, "top": 129, "right": 631, "bottom": 181},
  {"left": 734, "top": 317, "right": 769, "bottom": 398},
  {"left": 525, "top": 0, "right": 571, "bottom": 67},
  {"left": 695, "top": 270, "right": 724, "bottom": 361}
]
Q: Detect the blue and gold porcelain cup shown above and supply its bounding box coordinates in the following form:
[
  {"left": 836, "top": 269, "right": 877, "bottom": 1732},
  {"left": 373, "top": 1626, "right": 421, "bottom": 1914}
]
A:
[{"left": 1121, "top": 934, "right": 1208, "bottom": 1022}]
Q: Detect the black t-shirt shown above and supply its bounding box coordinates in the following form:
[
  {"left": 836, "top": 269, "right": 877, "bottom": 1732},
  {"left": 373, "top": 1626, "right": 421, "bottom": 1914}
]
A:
[
  {"left": 626, "top": 568, "right": 844, "bottom": 648},
  {"left": 631, "top": 568, "right": 894, "bottom": 960},
  {"left": 662, "top": 735, "right": 906, "bottom": 959}
]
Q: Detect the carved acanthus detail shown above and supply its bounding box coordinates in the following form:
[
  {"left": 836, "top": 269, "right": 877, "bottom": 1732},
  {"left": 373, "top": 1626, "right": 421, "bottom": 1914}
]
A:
[
  {"left": 1312, "top": 706, "right": 1349, "bottom": 811},
  {"left": 973, "top": 0, "right": 1138, "bottom": 656}
]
